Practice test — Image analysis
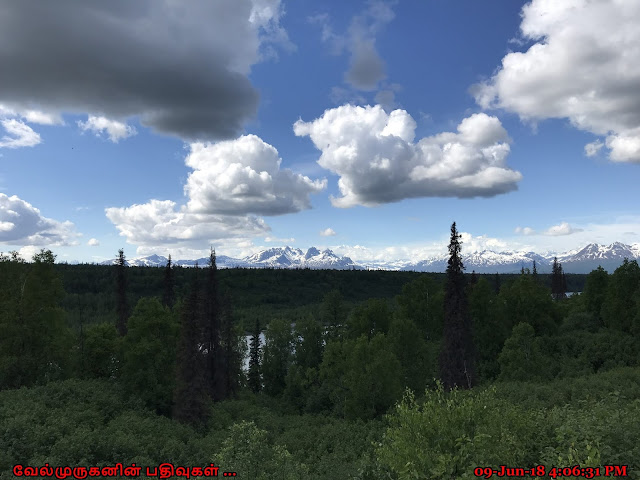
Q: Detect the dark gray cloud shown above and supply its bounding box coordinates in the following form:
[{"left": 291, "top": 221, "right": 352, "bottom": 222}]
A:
[
  {"left": 0, "top": 0, "right": 287, "bottom": 141},
  {"left": 345, "top": 1, "right": 395, "bottom": 91},
  {"left": 311, "top": 1, "right": 395, "bottom": 92},
  {"left": 346, "top": 40, "right": 386, "bottom": 91}
]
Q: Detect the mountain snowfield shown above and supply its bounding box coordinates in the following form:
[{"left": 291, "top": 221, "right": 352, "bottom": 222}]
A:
[{"left": 98, "top": 242, "right": 640, "bottom": 274}]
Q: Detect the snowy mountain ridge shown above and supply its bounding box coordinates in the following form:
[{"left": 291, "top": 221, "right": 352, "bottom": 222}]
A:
[
  {"left": 98, "top": 242, "right": 640, "bottom": 274},
  {"left": 99, "top": 247, "right": 361, "bottom": 270}
]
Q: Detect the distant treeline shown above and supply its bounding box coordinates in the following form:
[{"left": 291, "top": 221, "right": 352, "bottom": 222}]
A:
[{"left": 52, "top": 262, "right": 588, "bottom": 330}]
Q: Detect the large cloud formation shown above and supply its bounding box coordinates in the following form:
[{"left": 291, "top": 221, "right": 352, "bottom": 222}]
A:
[
  {"left": 473, "top": 0, "right": 640, "bottom": 162},
  {"left": 185, "top": 135, "right": 327, "bottom": 216},
  {"left": 0, "top": 194, "right": 79, "bottom": 246},
  {"left": 0, "top": 0, "right": 290, "bottom": 141},
  {"left": 106, "top": 135, "right": 326, "bottom": 249},
  {"left": 294, "top": 105, "right": 522, "bottom": 207},
  {"left": 105, "top": 200, "right": 270, "bottom": 249}
]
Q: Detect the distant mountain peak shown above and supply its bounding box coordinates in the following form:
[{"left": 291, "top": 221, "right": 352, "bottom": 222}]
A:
[{"left": 94, "top": 242, "right": 639, "bottom": 274}]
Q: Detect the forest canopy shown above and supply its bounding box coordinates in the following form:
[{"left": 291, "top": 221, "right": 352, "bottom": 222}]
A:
[{"left": 0, "top": 236, "right": 638, "bottom": 479}]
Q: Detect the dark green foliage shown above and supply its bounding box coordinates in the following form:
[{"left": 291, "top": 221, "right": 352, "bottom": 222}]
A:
[
  {"left": 499, "top": 322, "right": 551, "bottom": 382},
  {"left": 115, "top": 249, "right": 129, "bottom": 336},
  {"left": 343, "top": 334, "right": 402, "bottom": 420},
  {"left": 54, "top": 262, "right": 448, "bottom": 332},
  {"left": 378, "top": 372, "right": 640, "bottom": 479},
  {"left": 559, "top": 312, "right": 601, "bottom": 334},
  {"left": 321, "top": 289, "right": 347, "bottom": 339},
  {"left": 219, "top": 291, "right": 244, "bottom": 399},
  {"left": 206, "top": 397, "right": 386, "bottom": 479},
  {"left": 0, "top": 379, "right": 216, "bottom": 472},
  {"left": 388, "top": 315, "right": 430, "bottom": 393},
  {"left": 0, "top": 249, "right": 70, "bottom": 389},
  {"left": 470, "top": 278, "right": 508, "bottom": 382},
  {"left": 121, "top": 297, "right": 179, "bottom": 415},
  {"left": 395, "top": 275, "right": 444, "bottom": 340},
  {"left": 551, "top": 256, "right": 566, "bottom": 301},
  {"left": 283, "top": 364, "right": 314, "bottom": 412},
  {"left": 215, "top": 421, "right": 308, "bottom": 479},
  {"left": 293, "top": 316, "right": 324, "bottom": 371},
  {"left": 601, "top": 259, "right": 640, "bottom": 332},
  {"left": 82, "top": 322, "right": 119, "bottom": 379},
  {"left": 319, "top": 334, "right": 402, "bottom": 420},
  {"left": 204, "top": 248, "right": 222, "bottom": 401},
  {"left": 549, "top": 329, "right": 639, "bottom": 377},
  {"left": 583, "top": 266, "right": 608, "bottom": 321},
  {"left": 499, "top": 272, "right": 559, "bottom": 335},
  {"left": 439, "top": 222, "right": 475, "bottom": 389},
  {"left": 248, "top": 318, "right": 262, "bottom": 394},
  {"left": 4, "top": 239, "right": 640, "bottom": 478},
  {"left": 378, "top": 386, "right": 540, "bottom": 478},
  {"left": 262, "top": 318, "right": 293, "bottom": 396},
  {"left": 162, "top": 254, "right": 175, "bottom": 308},
  {"left": 173, "top": 274, "right": 209, "bottom": 426},
  {"left": 347, "top": 298, "right": 391, "bottom": 339}
]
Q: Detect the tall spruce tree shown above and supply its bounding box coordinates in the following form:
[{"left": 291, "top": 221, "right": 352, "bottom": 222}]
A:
[
  {"left": 162, "top": 254, "right": 175, "bottom": 309},
  {"left": 439, "top": 222, "right": 475, "bottom": 390},
  {"left": 173, "top": 269, "right": 209, "bottom": 425},
  {"left": 532, "top": 259, "right": 538, "bottom": 278},
  {"left": 551, "top": 257, "right": 565, "bottom": 301},
  {"left": 220, "top": 291, "right": 241, "bottom": 399},
  {"left": 248, "top": 318, "right": 262, "bottom": 394},
  {"left": 115, "top": 249, "right": 128, "bottom": 336},
  {"left": 204, "top": 247, "right": 223, "bottom": 401}
]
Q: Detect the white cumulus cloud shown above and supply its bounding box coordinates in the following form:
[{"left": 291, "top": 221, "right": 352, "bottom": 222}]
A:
[
  {"left": 544, "top": 222, "right": 583, "bottom": 236},
  {"left": 515, "top": 222, "right": 583, "bottom": 237},
  {"left": 294, "top": 105, "right": 522, "bottom": 207},
  {"left": 515, "top": 226, "right": 536, "bottom": 236},
  {"left": 87, "top": 238, "right": 100, "bottom": 246},
  {"left": 0, "top": 119, "right": 41, "bottom": 148},
  {"left": 105, "top": 199, "right": 270, "bottom": 250},
  {"left": 107, "top": 134, "right": 330, "bottom": 250},
  {"left": 472, "top": 0, "right": 640, "bottom": 162},
  {"left": 107, "top": 134, "right": 327, "bottom": 251},
  {"left": 0, "top": 104, "right": 63, "bottom": 126},
  {"left": 78, "top": 116, "right": 137, "bottom": 143},
  {"left": 320, "top": 227, "right": 337, "bottom": 237},
  {"left": 0, "top": 193, "right": 79, "bottom": 246},
  {"left": 185, "top": 135, "right": 327, "bottom": 216}
]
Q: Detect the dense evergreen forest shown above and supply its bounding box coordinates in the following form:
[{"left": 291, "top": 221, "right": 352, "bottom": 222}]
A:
[{"left": 1, "top": 226, "right": 639, "bottom": 479}]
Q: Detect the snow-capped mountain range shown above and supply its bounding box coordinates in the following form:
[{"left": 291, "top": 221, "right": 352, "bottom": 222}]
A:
[
  {"left": 100, "top": 247, "right": 361, "bottom": 270},
  {"left": 99, "top": 242, "right": 640, "bottom": 274}
]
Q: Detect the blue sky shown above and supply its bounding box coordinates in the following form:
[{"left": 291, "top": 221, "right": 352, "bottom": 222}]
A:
[{"left": 1, "top": 0, "right": 639, "bottom": 263}]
